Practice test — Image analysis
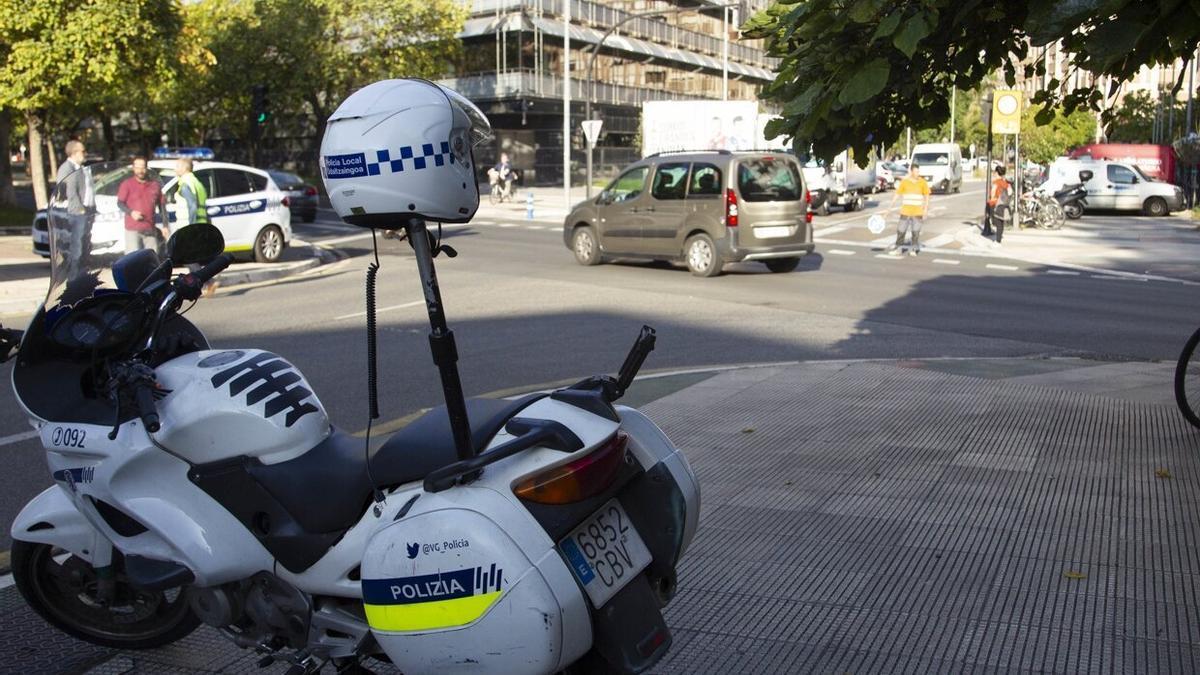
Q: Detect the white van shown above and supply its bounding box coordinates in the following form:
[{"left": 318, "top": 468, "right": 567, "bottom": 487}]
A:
[
  {"left": 1045, "top": 157, "right": 1185, "bottom": 216},
  {"left": 909, "top": 143, "right": 963, "bottom": 193},
  {"left": 150, "top": 160, "right": 292, "bottom": 262}
]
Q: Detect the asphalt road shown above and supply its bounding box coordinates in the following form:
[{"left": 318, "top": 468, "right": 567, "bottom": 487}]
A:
[{"left": 1, "top": 184, "right": 1198, "bottom": 551}]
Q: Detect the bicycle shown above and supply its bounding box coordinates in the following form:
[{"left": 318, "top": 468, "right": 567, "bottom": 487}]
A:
[
  {"left": 1175, "top": 328, "right": 1200, "bottom": 428},
  {"left": 487, "top": 168, "right": 518, "bottom": 205},
  {"left": 1011, "top": 190, "right": 1064, "bottom": 230}
]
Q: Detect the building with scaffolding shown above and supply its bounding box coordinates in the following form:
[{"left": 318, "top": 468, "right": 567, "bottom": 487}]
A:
[{"left": 439, "top": 0, "right": 776, "bottom": 185}]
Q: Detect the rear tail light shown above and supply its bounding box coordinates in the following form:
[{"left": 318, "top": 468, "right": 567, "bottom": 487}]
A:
[
  {"left": 514, "top": 432, "right": 629, "bottom": 505},
  {"left": 304, "top": 186, "right": 318, "bottom": 196},
  {"left": 805, "top": 190, "right": 813, "bottom": 223},
  {"left": 725, "top": 189, "right": 739, "bottom": 227},
  {"left": 282, "top": 196, "right": 291, "bottom": 207}
]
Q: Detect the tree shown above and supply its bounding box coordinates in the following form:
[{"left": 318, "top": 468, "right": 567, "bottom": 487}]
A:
[
  {"left": 0, "top": 0, "right": 182, "bottom": 208},
  {"left": 743, "top": 0, "right": 1200, "bottom": 163},
  {"left": 1019, "top": 105, "right": 1094, "bottom": 164},
  {"left": 180, "top": 0, "right": 465, "bottom": 158}
]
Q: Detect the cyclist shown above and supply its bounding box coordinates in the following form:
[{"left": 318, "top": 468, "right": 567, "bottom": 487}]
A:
[{"left": 489, "top": 153, "right": 516, "bottom": 201}]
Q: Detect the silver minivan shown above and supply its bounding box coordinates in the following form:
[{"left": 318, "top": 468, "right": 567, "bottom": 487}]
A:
[{"left": 563, "top": 151, "right": 814, "bottom": 277}]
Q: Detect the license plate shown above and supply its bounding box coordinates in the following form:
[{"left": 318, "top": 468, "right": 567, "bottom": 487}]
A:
[
  {"left": 558, "top": 499, "right": 652, "bottom": 608},
  {"left": 755, "top": 226, "right": 792, "bottom": 239}
]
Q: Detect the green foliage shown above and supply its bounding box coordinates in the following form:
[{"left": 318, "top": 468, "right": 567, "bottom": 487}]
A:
[
  {"left": 175, "top": 0, "right": 466, "bottom": 145},
  {"left": 1019, "top": 105, "right": 1094, "bottom": 164},
  {"left": 746, "top": 0, "right": 1200, "bottom": 163},
  {"left": 0, "top": 0, "right": 182, "bottom": 114}
]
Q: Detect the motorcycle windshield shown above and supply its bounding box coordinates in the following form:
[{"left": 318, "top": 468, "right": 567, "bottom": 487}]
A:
[
  {"left": 15, "top": 161, "right": 173, "bottom": 425},
  {"left": 43, "top": 161, "right": 166, "bottom": 311}
]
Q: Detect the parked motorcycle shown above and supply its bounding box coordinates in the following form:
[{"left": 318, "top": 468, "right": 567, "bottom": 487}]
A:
[
  {"left": 1050, "top": 169, "right": 1092, "bottom": 220},
  {"left": 10, "top": 82, "right": 699, "bottom": 675}
]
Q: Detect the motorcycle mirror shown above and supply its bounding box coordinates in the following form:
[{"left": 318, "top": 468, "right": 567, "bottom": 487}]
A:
[
  {"left": 112, "top": 249, "right": 162, "bottom": 292},
  {"left": 165, "top": 224, "right": 225, "bottom": 265}
]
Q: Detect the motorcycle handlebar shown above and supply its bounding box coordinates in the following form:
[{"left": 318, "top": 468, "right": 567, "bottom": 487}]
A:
[
  {"left": 134, "top": 381, "right": 160, "bottom": 433},
  {"left": 173, "top": 254, "right": 233, "bottom": 301}
]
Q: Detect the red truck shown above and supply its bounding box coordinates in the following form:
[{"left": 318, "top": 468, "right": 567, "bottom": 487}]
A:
[{"left": 1068, "top": 144, "right": 1176, "bottom": 182}]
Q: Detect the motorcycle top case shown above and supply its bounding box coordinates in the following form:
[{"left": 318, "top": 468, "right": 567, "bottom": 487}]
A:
[{"left": 360, "top": 492, "right": 589, "bottom": 674}]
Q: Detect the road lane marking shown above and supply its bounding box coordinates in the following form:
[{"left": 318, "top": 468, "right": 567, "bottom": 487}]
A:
[
  {"left": 1091, "top": 274, "right": 1146, "bottom": 281},
  {"left": 0, "top": 429, "right": 39, "bottom": 447},
  {"left": 871, "top": 235, "right": 896, "bottom": 245},
  {"left": 498, "top": 222, "right": 519, "bottom": 228},
  {"left": 827, "top": 249, "right": 856, "bottom": 256},
  {"left": 813, "top": 225, "right": 847, "bottom": 237},
  {"left": 932, "top": 258, "right": 960, "bottom": 265},
  {"left": 875, "top": 253, "right": 902, "bottom": 260},
  {"left": 317, "top": 232, "right": 375, "bottom": 246},
  {"left": 1046, "top": 270, "right": 1080, "bottom": 276},
  {"left": 525, "top": 225, "right": 546, "bottom": 230},
  {"left": 335, "top": 300, "right": 424, "bottom": 320},
  {"left": 986, "top": 264, "right": 1019, "bottom": 271}
]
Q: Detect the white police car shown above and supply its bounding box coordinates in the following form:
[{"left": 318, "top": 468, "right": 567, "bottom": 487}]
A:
[
  {"left": 33, "top": 160, "right": 293, "bottom": 263},
  {"left": 153, "top": 160, "right": 292, "bottom": 262}
]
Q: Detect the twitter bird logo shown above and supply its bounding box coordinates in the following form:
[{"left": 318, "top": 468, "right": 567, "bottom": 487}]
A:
[{"left": 406, "top": 542, "right": 420, "bottom": 559}]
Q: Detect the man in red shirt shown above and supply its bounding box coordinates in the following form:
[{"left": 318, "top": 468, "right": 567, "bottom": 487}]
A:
[{"left": 117, "top": 156, "right": 166, "bottom": 253}]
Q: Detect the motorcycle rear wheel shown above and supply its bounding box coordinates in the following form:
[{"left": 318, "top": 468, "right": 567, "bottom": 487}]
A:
[
  {"left": 1063, "top": 202, "right": 1084, "bottom": 219},
  {"left": 11, "top": 540, "right": 200, "bottom": 649}
]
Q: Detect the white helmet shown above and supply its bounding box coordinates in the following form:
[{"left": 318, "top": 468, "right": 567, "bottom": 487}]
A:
[{"left": 320, "top": 79, "right": 492, "bottom": 227}]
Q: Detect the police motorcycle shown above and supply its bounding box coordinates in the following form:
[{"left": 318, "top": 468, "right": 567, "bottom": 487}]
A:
[{"left": 9, "top": 80, "right": 700, "bottom": 674}]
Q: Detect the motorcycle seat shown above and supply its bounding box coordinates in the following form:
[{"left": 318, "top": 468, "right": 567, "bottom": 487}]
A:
[
  {"left": 246, "top": 394, "right": 545, "bottom": 534},
  {"left": 1053, "top": 183, "right": 1082, "bottom": 198}
]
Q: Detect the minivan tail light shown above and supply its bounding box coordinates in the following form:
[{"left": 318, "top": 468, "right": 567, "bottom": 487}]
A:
[
  {"left": 805, "top": 190, "right": 813, "bottom": 223},
  {"left": 514, "top": 432, "right": 628, "bottom": 505},
  {"left": 725, "top": 189, "right": 739, "bottom": 227}
]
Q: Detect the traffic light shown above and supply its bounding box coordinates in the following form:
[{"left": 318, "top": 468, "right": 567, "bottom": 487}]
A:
[{"left": 250, "top": 85, "right": 270, "bottom": 142}]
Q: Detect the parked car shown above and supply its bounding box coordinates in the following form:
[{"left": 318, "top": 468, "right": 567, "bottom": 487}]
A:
[
  {"left": 910, "top": 143, "right": 963, "bottom": 193},
  {"left": 563, "top": 151, "right": 814, "bottom": 277},
  {"left": 34, "top": 161, "right": 293, "bottom": 263},
  {"left": 150, "top": 160, "right": 293, "bottom": 262},
  {"left": 268, "top": 169, "right": 320, "bottom": 223},
  {"left": 874, "top": 161, "right": 906, "bottom": 191},
  {"left": 1044, "top": 157, "right": 1185, "bottom": 216}
]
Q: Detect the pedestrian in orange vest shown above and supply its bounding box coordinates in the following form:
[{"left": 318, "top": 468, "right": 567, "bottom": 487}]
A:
[
  {"left": 985, "top": 165, "right": 1012, "bottom": 243},
  {"left": 887, "top": 163, "right": 931, "bottom": 256}
]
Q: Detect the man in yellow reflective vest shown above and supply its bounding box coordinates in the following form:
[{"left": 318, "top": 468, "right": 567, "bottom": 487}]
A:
[
  {"left": 174, "top": 158, "right": 208, "bottom": 226},
  {"left": 174, "top": 157, "right": 219, "bottom": 295},
  {"left": 886, "top": 163, "right": 931, "bottom": 256}
]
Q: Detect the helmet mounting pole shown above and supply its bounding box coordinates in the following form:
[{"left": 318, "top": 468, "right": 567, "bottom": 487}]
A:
[{"left": 403, "top": 218, "right": 475, "bottom": 466}]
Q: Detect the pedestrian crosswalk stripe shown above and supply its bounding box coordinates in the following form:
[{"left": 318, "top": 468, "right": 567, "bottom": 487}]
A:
[
  {"left": 922, "top": 233, "right": 956, "bottom": 249},
  {"left": 813, "top": 225, "right": 847, "bottom": 237}
]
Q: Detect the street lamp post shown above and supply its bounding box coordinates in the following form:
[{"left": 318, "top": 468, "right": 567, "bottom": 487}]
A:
[{"left": 582, "top": 3, "right": 737, "bottom": 198}]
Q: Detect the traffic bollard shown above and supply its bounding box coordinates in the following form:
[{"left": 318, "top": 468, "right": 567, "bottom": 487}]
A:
[{"left": 526, "top": 192, "right": 534, "bottom": 220}]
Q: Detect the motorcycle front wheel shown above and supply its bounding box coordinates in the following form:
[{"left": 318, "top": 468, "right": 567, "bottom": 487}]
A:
[{"left": 11, "top": 540, "right": 200, "bottom": 649}]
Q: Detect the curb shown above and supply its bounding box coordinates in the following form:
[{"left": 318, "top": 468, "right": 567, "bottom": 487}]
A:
[{"left": 0, "top": 245, "right": 341, "bottom": 319}]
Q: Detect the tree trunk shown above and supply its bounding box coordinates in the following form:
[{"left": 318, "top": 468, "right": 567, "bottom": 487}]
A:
[
  {"left": 27, "top": 113, "right": 48, "bottom": 210},
  {"left": 101, "top": 111, "right": 116, "bottom": 160},
  {"left": 0, "top": 109, "right": 16, "bottom": 207},
  {"left": 46, "top": 135, "right": 58, "bottom": 182}
]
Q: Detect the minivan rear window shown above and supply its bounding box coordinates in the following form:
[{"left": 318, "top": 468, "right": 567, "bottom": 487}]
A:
[{"left": 737, "top": 159, "right": 802, "bottom": 202}]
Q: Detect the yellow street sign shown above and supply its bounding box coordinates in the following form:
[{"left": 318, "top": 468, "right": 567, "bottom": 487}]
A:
[{"left": 992, "top": 90, "right": 1022, "bottom": 134}]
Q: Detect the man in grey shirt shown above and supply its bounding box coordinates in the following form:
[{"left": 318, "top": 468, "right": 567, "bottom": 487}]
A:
[{"left": 56, "top": 140, "right": 88, "bottom": 214}]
